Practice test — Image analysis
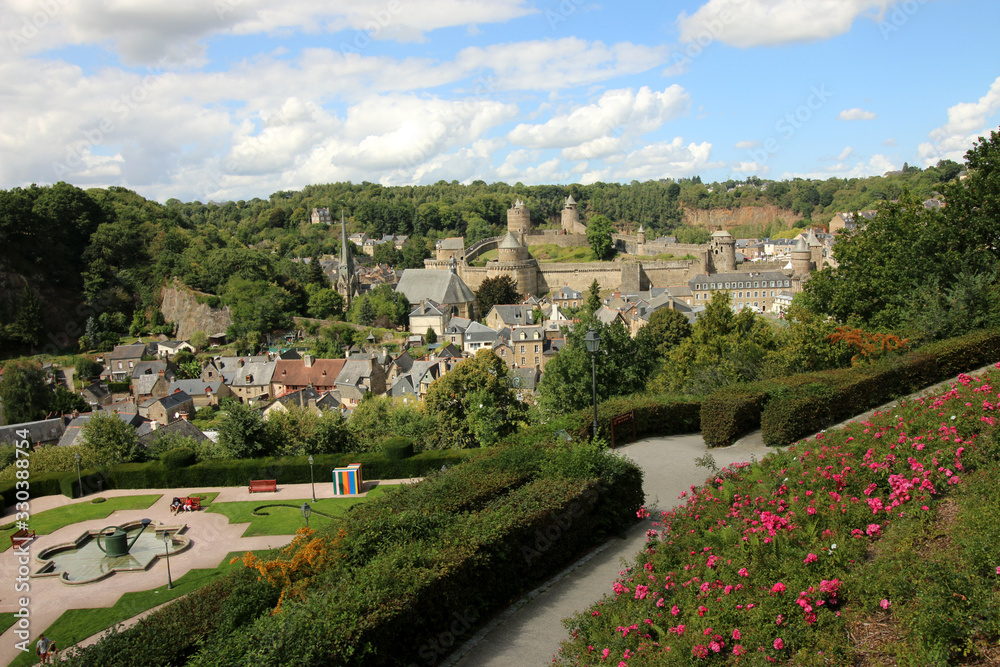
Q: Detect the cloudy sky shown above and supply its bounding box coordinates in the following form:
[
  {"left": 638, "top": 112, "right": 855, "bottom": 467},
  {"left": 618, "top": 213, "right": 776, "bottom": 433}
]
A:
[{"left": 1, "top": 0, "right": 998, "bottom": 202}]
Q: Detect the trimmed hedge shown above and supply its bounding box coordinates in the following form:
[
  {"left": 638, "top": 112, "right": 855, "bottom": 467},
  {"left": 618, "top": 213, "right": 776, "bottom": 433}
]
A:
[
  {"left": 380, "top": 437, "right": 415, "bottom": 460},
  {"left": 572, "top": 393, "right": 702, "bottom": 443},
  {"left": 702, "top": 328, "right": 1000, "bottom": 448}
]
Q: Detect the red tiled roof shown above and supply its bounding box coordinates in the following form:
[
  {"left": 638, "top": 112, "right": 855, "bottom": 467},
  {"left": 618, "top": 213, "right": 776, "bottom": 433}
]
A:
[{"left": 272, "top": 358, "right": 346, "bottom": 387}]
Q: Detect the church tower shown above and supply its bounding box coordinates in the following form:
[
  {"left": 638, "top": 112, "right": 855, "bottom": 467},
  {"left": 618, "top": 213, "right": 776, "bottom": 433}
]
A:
[{"left": 336, "top": 211, "right": 359, "bottom": 307}]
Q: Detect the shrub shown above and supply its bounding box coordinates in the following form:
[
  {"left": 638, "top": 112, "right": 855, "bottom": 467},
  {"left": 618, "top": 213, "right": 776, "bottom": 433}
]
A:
[
  {"left": 701, "top": 384, "right": 774, "bottom": 448},
  {"left": 90, "top": 497, "right": 107, "bottom": 504},
  {"left": 572, "top": 393, "right": 701, "bottom": 443},
  {"left": 160, "top": 447, "right": 198, "bottom": 469},
  {"left": 380, "top": 437, "right": 414, "bottom": 460}
]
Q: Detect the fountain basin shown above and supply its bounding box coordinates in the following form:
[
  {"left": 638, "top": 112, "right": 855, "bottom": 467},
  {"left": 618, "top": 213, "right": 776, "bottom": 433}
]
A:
[{"left": 33, "top": 520, "right": 191, "bottom": 585}]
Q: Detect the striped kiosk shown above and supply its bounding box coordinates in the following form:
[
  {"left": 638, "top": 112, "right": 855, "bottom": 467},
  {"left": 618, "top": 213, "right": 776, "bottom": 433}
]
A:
[{"left": 332, "top": 463, "right": 363, "bottom": 495}]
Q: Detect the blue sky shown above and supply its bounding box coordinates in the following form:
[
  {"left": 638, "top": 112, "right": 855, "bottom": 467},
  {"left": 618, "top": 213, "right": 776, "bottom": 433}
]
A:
[{"left": 1, "top": 0, "right": 998, "bottom": 202}]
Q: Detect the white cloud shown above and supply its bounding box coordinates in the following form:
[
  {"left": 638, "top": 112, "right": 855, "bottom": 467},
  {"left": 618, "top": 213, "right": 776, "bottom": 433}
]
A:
[
  {"left": 837, "top": 146, "right": 854, "bottom": 160},
  {"left": 583, "top": 138, "right": 720, "bottom": 182},
  {"left": 918, "top": 75, "right": 1000, "bottom": 166},
  {"left": 0, "top": 0, "right": 536, "bottom": 65},
  {"left": 507, "top": 85, "right": 689, "bottom": 153},
  {"left": 882, "top": 137, "right": 897, "bottom": 147},
  {"left": 838, "top": 108, "right": 877, "bottom": 121},
  {"left": 781, "top": 153, "right": 896, "bottom": 180},
  {"left": 677, "top": 0, "right": 903, "bottom": 48},
  {"left": 734, "top": 140, "right": 759, "bottom": 149},
  {"left": 456, "top": 38, "right": 666, "bottom": 91}
]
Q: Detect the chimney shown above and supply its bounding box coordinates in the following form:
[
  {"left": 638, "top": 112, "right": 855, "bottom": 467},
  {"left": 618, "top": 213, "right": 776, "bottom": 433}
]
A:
[
  {"left": 180, "top": 412, "right": 188, "bottom": 421},
  {"left": 238, "top": 359, "right": 245, "bottom": 368},
  {"left": 304, "top": 354, "right": 314, "bottom": 368},
  {"left": 308, "top": 398, "right": 317, "bottom": 410},
  {"left": 151, "top": 420, "right": 159, "bottom": 431}
]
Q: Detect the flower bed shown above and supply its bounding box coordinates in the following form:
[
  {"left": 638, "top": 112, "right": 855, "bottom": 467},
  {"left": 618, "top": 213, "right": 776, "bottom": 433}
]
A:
[{"left": 557, "top": 368, "right": 1000, "bottom": 665}]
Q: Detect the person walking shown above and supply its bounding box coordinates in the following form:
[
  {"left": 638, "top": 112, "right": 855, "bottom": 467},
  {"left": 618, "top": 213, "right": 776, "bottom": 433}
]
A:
[{"left": 35, "top": 634, "right": 52, "bottom": 664}]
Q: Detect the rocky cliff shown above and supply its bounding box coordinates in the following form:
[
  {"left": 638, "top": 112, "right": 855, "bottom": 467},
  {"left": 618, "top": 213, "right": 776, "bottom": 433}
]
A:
[
  {"left": 682, "top": 205, "right": 802, "bottom": 231},
  {"left": 160, "top": 281, "right": 232, "bottom": 340}
]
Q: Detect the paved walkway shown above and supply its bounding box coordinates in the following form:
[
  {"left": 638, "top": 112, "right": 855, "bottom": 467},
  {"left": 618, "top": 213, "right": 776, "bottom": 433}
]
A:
[{"left": 0, "top": 479, "right": 417, "bottom": 666}]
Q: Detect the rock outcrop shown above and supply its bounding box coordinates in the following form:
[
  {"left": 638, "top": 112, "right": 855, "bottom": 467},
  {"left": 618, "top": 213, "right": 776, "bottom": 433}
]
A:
[
  {"left": 682, "top": 205, "right": 803, "bottom": 231},
  {"left": 160, "top": 280, "right": 232, "bottom": 340}
]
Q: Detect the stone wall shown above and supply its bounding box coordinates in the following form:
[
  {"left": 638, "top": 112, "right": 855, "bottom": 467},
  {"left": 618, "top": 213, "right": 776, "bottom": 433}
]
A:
[
  {"left": 160, "top": 281, "right": 233, "bottom": 340},
  {"left": 526, "top": 233, "right": 588, "bottom": 248}
]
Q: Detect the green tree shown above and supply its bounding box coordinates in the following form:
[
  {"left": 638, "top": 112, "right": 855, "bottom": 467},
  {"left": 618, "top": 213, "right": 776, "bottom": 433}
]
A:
[
  {"left": 400, "top": 236, "right": 432, "bottom": 269},
  {"left": 216, "top": 401, "right": 272, "bottom": 459},
  {"left": 586, "top": 214, "right": 616, "bottom": 260},
  {"left": 372, "top": 242, "right": 400, "bottom": 267},
  {"left": 80, "top": 412, "right": 141, "bottom": 465},
  {"left": 475, "top": 275, "right": 520, "bottom": 320},
  {"left": 635, "top": 307, "right": 693, "bottom": 361},
  {"left": 307, "top": 287, "right": 345, "bottom": 320},
  {"left": 0, "top": 361, "right": 49, "bottom": 424},
  {"left": 189, "top": 330, "right": 208, "bottom": 351},
  {"left": 12, "top": 285, "right": 44, "bottom": 350},
  {"left": 74, "top": 357, "right": 103, "bottom": 384},
  {"left": 306, "top": 255, "right": 326, "bottom": 286},
  {"left": 425, "top": 349, "right": 526, "bottom": 448},
  {"left": 425, "top": 327, "right": 438, "bottom": 344},
  {"left": 586, "top": 279, "right": 602, "bottom": 313},
  {"left": 49, "top": 386, "right": 88, "bottom": 415},
  {"left": 537, "top": 316, "right": 652, "bottom": 414}
]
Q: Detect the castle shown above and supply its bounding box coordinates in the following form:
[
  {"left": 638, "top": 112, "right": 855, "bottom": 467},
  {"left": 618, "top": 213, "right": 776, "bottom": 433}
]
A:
[{"left": 423, "top": 195, "right": 826, "bottom": 308}]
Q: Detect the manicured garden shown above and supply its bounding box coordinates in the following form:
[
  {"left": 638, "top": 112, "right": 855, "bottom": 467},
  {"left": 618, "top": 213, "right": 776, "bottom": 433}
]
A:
[
  {"left": 556, "top": 369, "right": 1000, "bottom": 665},
  {"left": 0, "top": 495, "right": 161, "bottom": 553}
]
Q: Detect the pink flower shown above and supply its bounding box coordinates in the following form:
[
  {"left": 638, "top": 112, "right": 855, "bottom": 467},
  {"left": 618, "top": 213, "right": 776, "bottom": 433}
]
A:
[
  {"left": 671, "top": 604, "right": 680, "bottom": 616},
  {"left": 738, "top": 567, "right": 749, "bottom": 577},
  {"left": 692, "top": 644, "right": 709, "bottom": 658},
  {"left": 770, "top": 582, "right": 787, "bottom": 595},
  {"left": 698, "top": 605, "right": 709, "bottom": 616},
  {"left": 602, "top": 648, "right": 610, "bottom": 659},
  {"left": 804, "top": 553, "right": 818, "bottom": 564},
  {"left": 733, "top": 644, "right": 746, "bottom": 656},
  {"left": 773, "top": 638, "right": 784, "bottom": 650},
  {"left": 634, "top": 585, "right": 649, "bottom": 600},
  {"left": 880, "top": 599, "right": 890, "bottom": 610},
  {"left": 996, "top": 566, "right": 1000, "bottom": 575},
  {"left": 732, "top": 628, "right": 742, "bottom": 640}
]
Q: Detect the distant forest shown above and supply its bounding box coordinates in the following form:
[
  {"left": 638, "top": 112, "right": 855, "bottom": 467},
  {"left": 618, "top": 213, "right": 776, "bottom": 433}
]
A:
[{"left": 0, "top": 161, "right": 964, "bottom": 357}]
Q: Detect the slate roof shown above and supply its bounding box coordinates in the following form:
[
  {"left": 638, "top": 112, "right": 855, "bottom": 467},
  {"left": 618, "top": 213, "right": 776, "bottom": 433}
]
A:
[
  {"left": 0, "top": 419, "right": 65, "bottom": 446},
  {"left": 463, "top": 322, "right": 500, "bottom": 345},
  {"left": 389, "top": 375, "right": 416, "bottom": 398},
  {"left": 438, "top": 237, "right": 465, "bottom": 250},
  {"left": 395, "top": 269, "right": 475, "bottom": 306},
  {"left": 335, "top": 358, "right": 376, "bottom": 387},
  {"left": 169, "top": 379, "right": 225, "bottom": 396},
  {"left": 488, "top": 305, "right": 534, "bottom": 326},
  {"left": 141, "top": 391, "right": 193, "bottom": 414},
  {"left": 137, "top": 419, "right": 209, "bottom": 444},
  {"left": 133, "top": 374, "right": 162, "bottom": 396},
  {"left": 107, "top": 343, "right": 147, "bottom": 361},
  {"left": 409, "top": 300, "right": 447, "bottom": 318},
  {"left": 444, "top": 317, "right": 472, "bottom": 335},
  {"left": 552, "top": 286, "right": 582, "bottom": 300},
  {"left": 224, "top": 361, "right": 276, "bottom": 387},
  {"left": 498, "top": 232, "right": 522, "bottom": 249}
]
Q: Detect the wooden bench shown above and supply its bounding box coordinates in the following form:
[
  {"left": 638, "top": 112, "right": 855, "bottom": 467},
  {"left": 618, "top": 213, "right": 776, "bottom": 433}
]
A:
[
  {"left": 10, "top": 528, "right": 36, "bottom": 549},
  {"left": 249, "top": 479, "right": 277, "bottom": 493}
]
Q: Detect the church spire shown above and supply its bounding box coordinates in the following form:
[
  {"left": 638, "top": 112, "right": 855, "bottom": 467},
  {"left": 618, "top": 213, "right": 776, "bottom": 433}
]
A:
[{"left": 337, "top": 209, "right": 357, "bottom": 307}]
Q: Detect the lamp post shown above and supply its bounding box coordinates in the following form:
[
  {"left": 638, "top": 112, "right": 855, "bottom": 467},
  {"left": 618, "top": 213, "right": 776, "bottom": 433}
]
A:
[
  {"left": 308, "top": 455, "right": 316, "bottom": 503},
  {"left": 74, "top": 452, "right": 83, "bottom": 498},
  {"left": 163, "top": 531, "right": 174, "bottom": 590},
  {"left": 301, "top": 502, "right": 311, "bottom": 528},
  {"left": 583, "top": 328, "right": 601, "bottom": 440}
]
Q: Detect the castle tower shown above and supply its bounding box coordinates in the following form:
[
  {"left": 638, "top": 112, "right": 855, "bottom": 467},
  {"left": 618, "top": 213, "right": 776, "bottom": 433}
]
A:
[
  {"left": 561, "top": 195, "right": 579, "bottom": 233},
  {"left": 336, "top": 211, "right": 359, "bottom": 307},
  {"left": 492, "top": 230, "right": 538, "bottom": 295},
  {"left": 806, "top": 228, "right": 824, "bottom": 270},
  {"left": 637, "top": 224, "right": 646, "bottom": 245},
  {"left": 708, "top": 230, "right": 736, "bottom": 274},
  {"left": 508, "top": 198, "right": 531, "bottom": 243},
  {"left": 498, "top": 231, "right": 528, "bottom": 263},
  {"left": 791, "top": 237, "right": 812, "bottom": 277}
]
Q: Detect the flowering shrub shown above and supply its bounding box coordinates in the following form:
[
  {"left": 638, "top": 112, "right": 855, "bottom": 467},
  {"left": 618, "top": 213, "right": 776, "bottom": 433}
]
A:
[{"left": 558, "top": 369, "right": 1000, "bottom": 665}]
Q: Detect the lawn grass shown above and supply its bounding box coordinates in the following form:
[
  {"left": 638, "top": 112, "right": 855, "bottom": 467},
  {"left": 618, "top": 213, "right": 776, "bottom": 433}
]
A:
[
  {"left": 207, "top": 485, "right": 388, "bottom": 536},
  {"left": 0, "top": 495, "right": 161, "bottom": 553},
  {"left": 7, "top": 550, "right": 266, "bottom": 667},
  {"left": 0, "top": 613, "right": 15, "bottom": 635}
]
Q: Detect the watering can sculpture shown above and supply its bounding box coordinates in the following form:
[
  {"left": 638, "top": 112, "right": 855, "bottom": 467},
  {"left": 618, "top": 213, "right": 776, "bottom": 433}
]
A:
[{"left": 97, "top": 518, "right": 152, "bottom": 557}]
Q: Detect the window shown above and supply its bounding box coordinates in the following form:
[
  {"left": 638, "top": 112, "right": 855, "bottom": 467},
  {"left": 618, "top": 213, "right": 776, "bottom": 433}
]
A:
[
  {"left": 754, "top": 291, "right": 759, "bottom": 298},
  {"left": 520, "top": 345, "right": 526, "bottom": 353},
  {"left": 521, "top": 357, "right": 526, "bottom": 366},
  {"left": 117, "top": 362, "right": 123, "bottom": 370},
  {"left": 738, "top": 292, "right": 743, "bottom": 298},
  {"left": 770, "top": 291, "right": 774, "bottom": 297},
  {"left": 128, "top": 361, "right": 134, "bottom": 368},
  {"left": 770, "top": 281, "right": 775, "bottom": 287},
  {"left": 534, "top": 344, "right": 539, "bottom": 353}
]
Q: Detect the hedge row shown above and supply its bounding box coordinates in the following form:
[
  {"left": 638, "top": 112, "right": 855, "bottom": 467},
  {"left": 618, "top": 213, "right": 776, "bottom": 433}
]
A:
[
  {"left": 1, "top": 450, "right": 473, "bottom": 507},
  {"left": 571, "top": 393, "right": 702, "bottom": 443},
  {"left": 702, "top": 328, "right": 1000, "bottom": 448}
]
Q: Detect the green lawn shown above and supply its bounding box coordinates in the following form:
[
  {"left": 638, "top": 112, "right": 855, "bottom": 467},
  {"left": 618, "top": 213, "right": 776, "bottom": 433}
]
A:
[
  {"left": 7, "top": 550, "right": 264, "bottom": 667},
  {"left": 206, "top": 486, "right": 387, "bottom": 536},
  {"left": 0, "top": 613, "right": 15, "bottom": 635},
  {"left": 0, "top": 495, "right": 162, "bottom": 553}
]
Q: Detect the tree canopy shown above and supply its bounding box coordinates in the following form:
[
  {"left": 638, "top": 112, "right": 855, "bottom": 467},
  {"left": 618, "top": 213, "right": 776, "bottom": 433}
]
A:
[{"left": 475, "top": 275, "right": 520, "bottom": 320}]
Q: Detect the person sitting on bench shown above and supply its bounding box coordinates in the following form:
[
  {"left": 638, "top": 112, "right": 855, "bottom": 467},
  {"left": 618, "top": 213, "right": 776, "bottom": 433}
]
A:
[{"left": 170, "top": 497, "right": 182, "bottom": 514}]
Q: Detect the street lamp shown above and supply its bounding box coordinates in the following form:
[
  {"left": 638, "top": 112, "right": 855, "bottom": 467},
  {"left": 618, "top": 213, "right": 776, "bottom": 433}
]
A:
[
  {"left": 74, "top": 453, "right": 83, "bottom": 498},
  {"left": 162, "top": 531, "right": 174, "bottom": 590},
  {"left": 301, "top": 502, "right": 311, "bottom": 528},
  {"left": 583, "top": 328, "right": 601, "bottom": 440},
  {"left": 308, "top": 455, "right": 316, "bottom": 503}
]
